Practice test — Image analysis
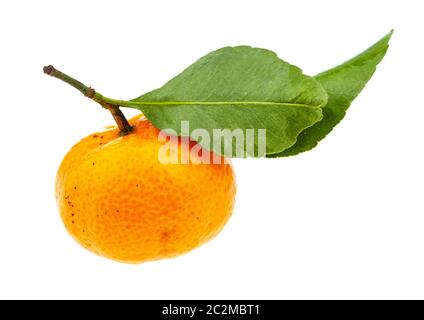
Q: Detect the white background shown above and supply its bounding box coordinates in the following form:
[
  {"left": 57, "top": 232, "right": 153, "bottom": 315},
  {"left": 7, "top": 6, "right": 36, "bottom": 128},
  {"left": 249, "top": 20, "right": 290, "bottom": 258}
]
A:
[{"left": 0, "top": 0, "right": 423, "bottom": 299}]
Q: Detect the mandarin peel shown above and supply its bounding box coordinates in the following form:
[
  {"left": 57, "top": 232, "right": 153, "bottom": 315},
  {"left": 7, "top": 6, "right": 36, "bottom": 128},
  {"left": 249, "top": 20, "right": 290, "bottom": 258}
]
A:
[{"left": 56, "top": 115, "right": 236, "bottom": 263}]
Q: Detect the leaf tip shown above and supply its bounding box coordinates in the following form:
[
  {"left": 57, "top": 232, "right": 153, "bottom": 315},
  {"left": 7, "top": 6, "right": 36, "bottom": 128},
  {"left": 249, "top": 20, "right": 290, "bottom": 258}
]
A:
[{"left": 386, "top": 29, "right": 394, "bottom": 41}]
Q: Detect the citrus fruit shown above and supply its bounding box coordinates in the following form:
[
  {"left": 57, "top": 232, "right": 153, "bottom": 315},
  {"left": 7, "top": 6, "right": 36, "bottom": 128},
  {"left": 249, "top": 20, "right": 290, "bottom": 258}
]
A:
[{"left": 55, "top": 114, "right": 236, "bottom": 263}]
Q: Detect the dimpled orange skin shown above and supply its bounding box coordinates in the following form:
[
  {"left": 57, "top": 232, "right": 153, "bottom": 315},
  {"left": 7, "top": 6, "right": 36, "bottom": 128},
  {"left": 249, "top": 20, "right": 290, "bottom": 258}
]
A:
[{"left": 55, "top": 114, "right": 236, "bottom": 263}]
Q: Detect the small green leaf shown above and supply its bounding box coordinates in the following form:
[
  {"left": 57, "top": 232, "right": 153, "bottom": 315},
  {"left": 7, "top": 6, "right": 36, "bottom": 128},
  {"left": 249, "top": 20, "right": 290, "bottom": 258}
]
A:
[
  {"left": 268, "top": 31, "right": 393, "bottom": 157},
  {"left": 131, "top": 46, "right": 327, "bottom": 157}
]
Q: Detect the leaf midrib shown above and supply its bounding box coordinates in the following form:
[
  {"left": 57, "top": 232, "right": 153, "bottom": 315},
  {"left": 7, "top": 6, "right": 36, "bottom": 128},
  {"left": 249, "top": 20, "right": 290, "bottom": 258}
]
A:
[{"left": 124, "top": 100, "right": 324, "bottom": 108}]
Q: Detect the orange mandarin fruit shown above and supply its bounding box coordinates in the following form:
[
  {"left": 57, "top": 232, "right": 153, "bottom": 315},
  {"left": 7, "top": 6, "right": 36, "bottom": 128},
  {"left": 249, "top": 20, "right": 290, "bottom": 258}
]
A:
[{"left": 55, "top": 114, "right": 236, "bottom": 263}]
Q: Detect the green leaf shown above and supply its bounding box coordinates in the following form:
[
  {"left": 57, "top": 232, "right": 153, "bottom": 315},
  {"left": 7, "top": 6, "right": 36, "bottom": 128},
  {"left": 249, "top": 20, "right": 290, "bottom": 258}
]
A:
[
  {"left": 131, "top": 46, "right": 327, "bottom": 157},
  {"left": 268, "top": 31, "right": 393, "bottom": 157}
]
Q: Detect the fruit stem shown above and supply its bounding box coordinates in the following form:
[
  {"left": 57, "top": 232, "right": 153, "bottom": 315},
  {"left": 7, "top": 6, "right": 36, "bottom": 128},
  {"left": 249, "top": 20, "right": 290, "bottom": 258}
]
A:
[{"left": 43, "top": 65, "right": 133, "bottom": 136}]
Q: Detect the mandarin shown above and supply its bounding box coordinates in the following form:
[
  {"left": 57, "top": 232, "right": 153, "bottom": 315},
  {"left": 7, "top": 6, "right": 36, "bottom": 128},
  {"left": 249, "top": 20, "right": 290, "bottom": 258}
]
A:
[{"left": 56, "top": 114, "right": 236, "bottom": 263}]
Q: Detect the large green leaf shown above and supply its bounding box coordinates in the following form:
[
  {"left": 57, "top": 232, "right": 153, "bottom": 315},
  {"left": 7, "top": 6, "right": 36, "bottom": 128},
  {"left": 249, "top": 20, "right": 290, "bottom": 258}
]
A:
[
  {"left": 268, "top": 31, "right": 393, "bottom": 157},
  {"left": 131, "top": 46, "right": 327, "bottom": 157}
]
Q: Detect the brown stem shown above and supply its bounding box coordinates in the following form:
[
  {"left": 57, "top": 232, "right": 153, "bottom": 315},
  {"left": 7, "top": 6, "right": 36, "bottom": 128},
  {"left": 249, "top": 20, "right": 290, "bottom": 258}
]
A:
[
  {"left": 101, "top": 102, "right": 133, "bottom": 136},
  {"left": 43, "top": 65, "right": 133, "bottom": 135}
]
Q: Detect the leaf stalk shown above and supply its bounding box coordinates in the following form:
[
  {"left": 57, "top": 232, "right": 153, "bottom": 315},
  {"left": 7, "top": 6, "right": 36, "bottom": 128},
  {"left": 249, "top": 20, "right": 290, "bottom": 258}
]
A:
[{"left": 43, "top": 65, "right": 133, "bottom": 136}]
